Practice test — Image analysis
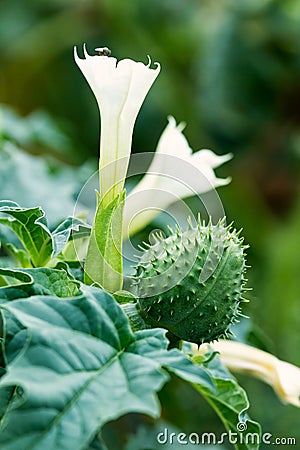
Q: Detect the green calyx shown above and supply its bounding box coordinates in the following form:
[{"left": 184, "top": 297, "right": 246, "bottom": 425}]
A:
[{"left": 133, "top": 219, "right": 248, "bottom": 345}]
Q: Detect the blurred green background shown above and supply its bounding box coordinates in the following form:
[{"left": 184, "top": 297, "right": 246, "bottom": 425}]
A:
[{"left": 1, "top": 0, "right": 300, "bottom": 448}]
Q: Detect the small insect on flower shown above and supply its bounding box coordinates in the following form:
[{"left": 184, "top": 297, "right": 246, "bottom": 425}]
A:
[{"left": 95, "top": 47, "right": 111, "bottom": 56}]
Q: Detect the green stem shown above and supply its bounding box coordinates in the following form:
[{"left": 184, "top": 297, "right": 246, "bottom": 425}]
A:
[{"left": 84, "top": 190, "right": 126, "bottom": 293}]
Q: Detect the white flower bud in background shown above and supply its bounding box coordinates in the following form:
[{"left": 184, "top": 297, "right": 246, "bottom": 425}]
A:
[{"left": 123, "top": 116, "right": 232, "bottom": 238}]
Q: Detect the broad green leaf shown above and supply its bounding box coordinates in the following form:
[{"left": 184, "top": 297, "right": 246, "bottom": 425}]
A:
[
  {"left": 84, "top": 190, "right": 126, "bottom": 293},
  {"left": 0, "top": 267, "right": 80, "bottom": 300},
  {"left": 0, "top": 201, "right": 53, "bottom": 267},
  {"left": 0, "top": 287, "right": 213, "bottom": 450},
  {"left": 192, "top": 350, "right": 261, "bottom": 450},
  {"left": 52, "top": 216, "right": 91, "bottom": 256}
]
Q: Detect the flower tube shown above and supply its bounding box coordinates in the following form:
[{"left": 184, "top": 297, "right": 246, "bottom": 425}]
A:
[{"left": 123, "top": 116, "right": 232, "bottom": 238}]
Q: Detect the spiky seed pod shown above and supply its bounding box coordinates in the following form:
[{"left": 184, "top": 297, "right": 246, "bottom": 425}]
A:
[{"left": 133, "top": 219, "right": 248, "bottom": 345}]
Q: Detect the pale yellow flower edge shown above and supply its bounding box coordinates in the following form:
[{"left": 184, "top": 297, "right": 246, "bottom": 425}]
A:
[{"left": 194, "top": 340, "right": 300, "bottom": 408}]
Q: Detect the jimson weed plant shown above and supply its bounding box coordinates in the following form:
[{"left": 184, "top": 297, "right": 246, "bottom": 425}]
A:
[{"left": 0, "top": 45, "right": 299, "bottom": 450}]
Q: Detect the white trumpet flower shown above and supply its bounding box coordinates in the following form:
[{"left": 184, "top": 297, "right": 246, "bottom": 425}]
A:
[
  {"left": 194, "top": 341, "right": 300, "bottom": 408},
  {"left": 74, "top": 44, "right": 160, "bottom": 206},
  {"left": 123, "top": 116, "right": 232, "bottom": 238}
]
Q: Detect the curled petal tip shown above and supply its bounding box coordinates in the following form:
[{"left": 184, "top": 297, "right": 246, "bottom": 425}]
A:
[
  {"left": 74, "top": 44, "right": 89, "bottom": 61},
  {"left": 167, "top": 115, "right": 186, "bottom": 131},
  {"left": 221, "top": 176, "right": 232, "bottom": 185},
  {"left": 73, "top": 45, "right": 81, "bottom": 64},
  {"left": 223, "top": 152, "right": 234, "bottom": 163},
  {"left": 178, "top": 121, "right": 186, "bottom": 132},
  {"left": 167, "top": 115, "right": 176, "bottom": 126},
  {"left": 214, "top": 152, "right": 234, "bottom": 167},
  {"left": 83, "top": 43, "right": 89, "bottom": 58},
  {"left": 146, "top": 55, "right": 160, "bottom": 72}
]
